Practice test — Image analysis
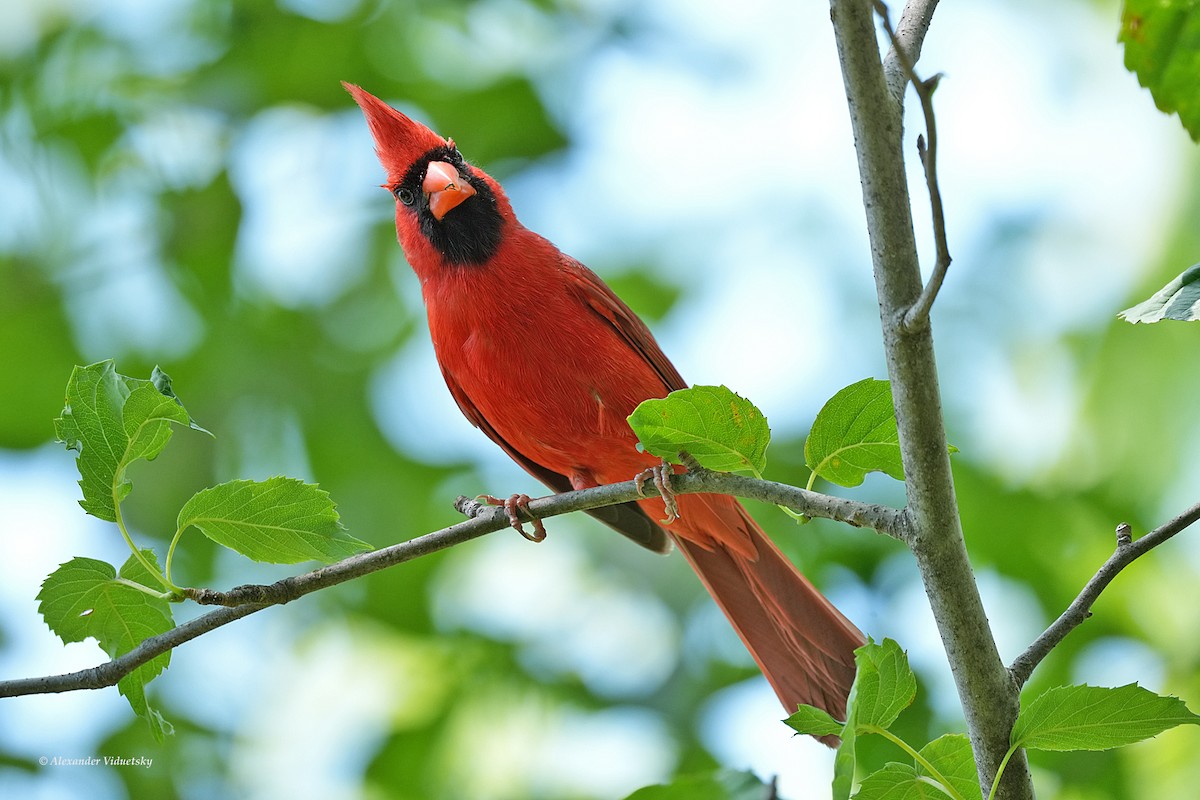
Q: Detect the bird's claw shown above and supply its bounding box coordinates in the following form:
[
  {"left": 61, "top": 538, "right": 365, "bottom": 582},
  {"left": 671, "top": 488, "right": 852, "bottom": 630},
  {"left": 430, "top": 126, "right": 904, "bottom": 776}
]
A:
[
  {"left": 635, "top": 462, "right": 679, "bottom": 525},
  {"left": 480, "top": 493, "right": 547, "bottom": 542}
]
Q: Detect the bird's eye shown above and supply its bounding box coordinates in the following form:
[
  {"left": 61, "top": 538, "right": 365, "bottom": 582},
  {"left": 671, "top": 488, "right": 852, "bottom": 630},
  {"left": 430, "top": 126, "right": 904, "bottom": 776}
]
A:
[{"left": 394, "top": 187, "right": 416, "bottom": 206}]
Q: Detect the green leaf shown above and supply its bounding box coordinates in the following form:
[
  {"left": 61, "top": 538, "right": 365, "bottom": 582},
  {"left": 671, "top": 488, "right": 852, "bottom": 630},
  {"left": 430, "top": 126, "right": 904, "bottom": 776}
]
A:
[
  {"left": 54, "top": 361, "right": 197, "bottom": 521},
  {"left": 150, "top": 365, "right": 211, "bottom": 434},
  {"left": 833, "top": 700, "right": 859, "bottom": 800},
  {"left": 1119, "top": 263, "right": 1200, "bottom": 323},
  {"left": 785, "top": 704, "right": 846, "bottom": 738},
  {"left": 852, "top": 762, "right": 922, "bottom": 799},
  {"left": 113, "top": 553, "right": 177, "bottom": 742},
  {"left": 918, "top": 735, "right": 981, "bottom": 800},
  {"left": 1012, "top": 683, "right": 1200, "bottom": 752},
  {"left": 853, "top": 638, "right": 918, "bottom": 730},
  {"left": 848, "top": 736, "right": 980, "bottom": 800},
  {"left": 623, "top": 769, "right": 770, "bottom": 800},
  {"left": 37, "top": 557, "right": 119, "bottom": 645},
  {"left": 628, "top": 386, "right": 770, "bottom": 475},
  {"left": 37, "top": 551, "right": 176, "bottom": 741},
  {"left": 177, "top": 477, "right": 371, "bottom": 564},
  {"left": 806, "top": 379, "right": 904, "bottom": 488},
  {"left": 1120, "top": 1, "right": 1200, "bottom": 142},
  {"left": 833, "top": 638, "right": 917, "bottom": 800}
]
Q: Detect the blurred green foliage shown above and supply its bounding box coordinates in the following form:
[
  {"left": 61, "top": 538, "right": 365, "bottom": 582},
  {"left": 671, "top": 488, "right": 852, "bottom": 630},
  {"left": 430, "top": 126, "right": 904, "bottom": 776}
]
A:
[{"left": 1, "top": 1, "right": 1199, "bottom": 799}]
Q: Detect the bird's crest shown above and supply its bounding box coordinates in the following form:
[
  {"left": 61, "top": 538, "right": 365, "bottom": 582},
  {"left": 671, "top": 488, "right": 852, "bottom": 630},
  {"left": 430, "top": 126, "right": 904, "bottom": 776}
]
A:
[{"left": 342, "top": 82, "right": 448, "bottom": 184}]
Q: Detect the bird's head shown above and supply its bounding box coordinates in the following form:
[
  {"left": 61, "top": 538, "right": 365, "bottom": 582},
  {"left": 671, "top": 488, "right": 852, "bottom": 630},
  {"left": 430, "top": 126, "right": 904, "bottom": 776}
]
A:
[{"left": 344, "top": 82, "right": 506, "bottom": 266}]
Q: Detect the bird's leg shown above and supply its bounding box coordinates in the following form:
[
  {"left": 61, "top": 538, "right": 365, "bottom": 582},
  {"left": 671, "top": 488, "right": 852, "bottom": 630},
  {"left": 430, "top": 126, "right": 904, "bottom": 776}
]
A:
[
  {"left": 635, "top": 461, "right": 679, "bottom": 525},
  {"left": 479, "top": 493, "right": 547, "bottom": 542}
]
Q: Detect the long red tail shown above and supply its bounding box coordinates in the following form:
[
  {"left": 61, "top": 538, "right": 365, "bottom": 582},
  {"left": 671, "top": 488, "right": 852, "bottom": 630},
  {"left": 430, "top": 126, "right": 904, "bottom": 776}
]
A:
[{"left": 670, "top": 497, "right": 864, "bottom": 727}]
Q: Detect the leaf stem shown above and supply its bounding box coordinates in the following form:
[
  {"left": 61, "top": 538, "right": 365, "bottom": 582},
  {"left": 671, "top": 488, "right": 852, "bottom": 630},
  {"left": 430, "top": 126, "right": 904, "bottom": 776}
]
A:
[
  {"left": 985, "top": 745, "right": 1019, "bottom": 800},
  {"left": 165, "top": 526, "right": 187, "bottom": 586},
  {"left": 776, "top": 505, "right": 809, "bottom": 523},
  {"left": 753, "top": 466, "right": 809, "bottom": 523},
  {"left": 865, "top": 724, "right": 967, "bottom": 800},
  {"left": 112, "top": 577, "right": 175, "bottom": 601},
  {"left": 112, "top": 486, "right": 177, "bottom": 594}
]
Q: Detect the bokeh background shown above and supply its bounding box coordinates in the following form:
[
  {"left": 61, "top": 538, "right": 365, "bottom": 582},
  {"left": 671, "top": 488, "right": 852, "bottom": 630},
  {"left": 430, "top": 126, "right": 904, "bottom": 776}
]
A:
[{"left": 2, "top": 0, "right": 1198, "bottom": 798}]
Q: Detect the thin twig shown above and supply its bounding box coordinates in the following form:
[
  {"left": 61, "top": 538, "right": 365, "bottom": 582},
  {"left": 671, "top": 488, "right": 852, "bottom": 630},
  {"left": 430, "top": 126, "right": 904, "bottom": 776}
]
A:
[
  {"left": 0, "top": 470, "right": 904, "bottom": 699},
  {"left": 882, "top": 0, "right": 941, "bottom": 104},
  {"left": 874, "top": 0, "right": 952, "bottom": 333},
  {"left": 1009, "top": 500, "right": 1200, "bottom": 688}
]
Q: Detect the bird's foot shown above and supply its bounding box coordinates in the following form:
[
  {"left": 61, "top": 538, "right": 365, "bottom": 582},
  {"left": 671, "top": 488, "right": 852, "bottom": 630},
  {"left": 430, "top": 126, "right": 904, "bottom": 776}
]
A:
[
  {"left": 479, "top": 493, "right": 547, "bottom": 542},
  {"left": 635, "top": 462, "right": 679, "bottom": 525}
]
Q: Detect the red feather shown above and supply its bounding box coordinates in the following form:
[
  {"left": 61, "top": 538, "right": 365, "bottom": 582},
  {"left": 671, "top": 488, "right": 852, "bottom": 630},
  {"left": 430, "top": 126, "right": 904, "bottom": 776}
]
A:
[{"left": 347, "top": 83, "right": 864, "bottom": 728}]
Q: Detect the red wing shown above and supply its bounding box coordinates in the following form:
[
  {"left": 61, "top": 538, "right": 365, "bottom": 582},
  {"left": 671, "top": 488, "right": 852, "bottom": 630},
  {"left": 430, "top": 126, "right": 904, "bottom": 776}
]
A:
[
  {"left": 561, "top": 258, "right": 688, "bottom": 393},
  {"left": 438, "top": 364, "right": 671, "bottom": 553},
  {"left": 439, "top": 362, "right": 570, "bottom": 492}
]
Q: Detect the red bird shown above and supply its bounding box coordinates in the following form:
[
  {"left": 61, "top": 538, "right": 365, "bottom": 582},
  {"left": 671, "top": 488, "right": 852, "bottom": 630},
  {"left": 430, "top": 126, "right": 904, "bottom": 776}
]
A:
[{"left": 346, "top": 83, "right": 864, "bottom": 723}]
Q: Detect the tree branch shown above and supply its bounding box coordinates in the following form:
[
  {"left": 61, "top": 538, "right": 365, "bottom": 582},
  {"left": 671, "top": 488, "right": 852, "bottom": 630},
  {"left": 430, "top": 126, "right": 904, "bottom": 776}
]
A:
[
  {"left": 829, "top": 0, "right": 1033, "bottom": 796},
  {"left": 0, "top": 470, "right": 903, "bottom": 699},
  {"left": 1009, "top": 501, "right": 1200, "bottom": 688}
]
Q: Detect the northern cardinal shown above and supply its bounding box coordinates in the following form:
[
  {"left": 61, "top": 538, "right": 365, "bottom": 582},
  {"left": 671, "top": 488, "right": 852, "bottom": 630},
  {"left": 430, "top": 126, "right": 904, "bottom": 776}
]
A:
[{"left": 346, "top": 83, "right": 864, "bottom": 724}]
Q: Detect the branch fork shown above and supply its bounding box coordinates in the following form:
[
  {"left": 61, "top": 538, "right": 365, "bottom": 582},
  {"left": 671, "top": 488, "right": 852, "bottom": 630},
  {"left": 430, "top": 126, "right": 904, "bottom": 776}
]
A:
[{"left": 874, "top": 0, "right": 952, "bottom": 334}]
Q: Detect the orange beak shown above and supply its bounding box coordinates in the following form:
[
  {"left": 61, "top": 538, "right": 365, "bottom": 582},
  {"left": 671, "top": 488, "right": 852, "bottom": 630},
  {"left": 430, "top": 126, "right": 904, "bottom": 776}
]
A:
[{"left": 423, "top": 160, "right": 476, "bottom": 221}]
